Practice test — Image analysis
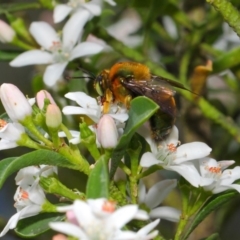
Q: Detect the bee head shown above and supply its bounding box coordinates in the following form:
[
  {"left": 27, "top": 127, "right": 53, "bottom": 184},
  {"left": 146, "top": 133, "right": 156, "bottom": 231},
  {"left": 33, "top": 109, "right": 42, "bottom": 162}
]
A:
[{"left": 94, "top": 70, "right": 109, "bottom": 96}]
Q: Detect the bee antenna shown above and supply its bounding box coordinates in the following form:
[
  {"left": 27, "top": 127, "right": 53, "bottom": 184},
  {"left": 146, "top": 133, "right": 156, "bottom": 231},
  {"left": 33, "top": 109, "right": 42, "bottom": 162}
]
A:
[{"left": 77, "top": 66, "right": 96, "bottom": 80}]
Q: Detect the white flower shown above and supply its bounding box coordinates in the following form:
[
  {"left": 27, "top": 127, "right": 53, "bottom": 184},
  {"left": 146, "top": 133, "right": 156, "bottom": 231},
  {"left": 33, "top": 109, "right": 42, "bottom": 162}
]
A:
[
  {"left": 63, "top": 92, "right": 128, "bottom": 123},
  {"left": 0, "top": 182, "right": 45, "bottom": 237},
  {"left": 62, "top": 92, "right": 128, "bottom": 145},
  {"left": 140, "top": 126, "right": 212, "bottom": 187},
  {"left": 115, "top": 219, "right": 160, "bottom": 240},
  {"left": 198, "top": 157, "right": 240, "bottom": 193},
  {"left": 0, "top": 121, "right": 25, "bottom": 150},
  {"left": 10, "top": 18, "right": 103, "bottom": 86},
  {"left": 107, "top": 9, "right": 142, "bottom": 47},
  {"left": 0, "top": 20, "right": 15, "bottom": 43},
  {"left": 53, "top": 0, "right": 102, "bottom": 23},
  {"left": 15, "top": 165, "right": 58, "bottom": 187},
  {"left": 49, "top": 199, "right": 149, "bottom": 240},
  {"left": 0, "top": 83, "right": 32, "bottom": 122},
  {"left": 138, "top": 179, "right": 180, "bottom": 222}
]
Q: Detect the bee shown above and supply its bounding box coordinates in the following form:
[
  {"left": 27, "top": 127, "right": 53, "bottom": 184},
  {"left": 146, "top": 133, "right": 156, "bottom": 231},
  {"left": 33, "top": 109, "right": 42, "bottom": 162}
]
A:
[{"left": 94, "top": 62, "right": 185, "bottom": 142}]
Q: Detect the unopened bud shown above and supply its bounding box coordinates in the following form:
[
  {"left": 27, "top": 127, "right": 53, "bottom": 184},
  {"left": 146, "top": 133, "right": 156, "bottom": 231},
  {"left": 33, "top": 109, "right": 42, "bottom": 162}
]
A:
[
  {"left": 0, "top": 83, "right": 32, "bottom": 122},
  {"left": 36, "top": 90, "right": 56, "bottom": 110},
  {"left": 97, "top": 115, "right": 118, "bottom": 149},
  {"left": 0, "top": 20, "right": 15, "bottom": 43},
  {"left": 46, "top": 104, "right": 62, "bottom": 130}
]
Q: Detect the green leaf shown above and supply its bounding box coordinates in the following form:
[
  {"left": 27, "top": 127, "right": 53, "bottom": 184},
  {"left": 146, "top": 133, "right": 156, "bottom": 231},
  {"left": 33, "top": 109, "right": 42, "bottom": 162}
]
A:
[
  {"left": 182, "top": 190, "right": 238, "bottom": 240},
  {"left": 15, "top": 213, "right": 65, "bottom": 237},
  {"left": 0, "top": 150, "right": 81, "bottom": 189},
  {"left": 110, "top": 97, "right": 159, "bottom": 178},
  {"left": 200, "top": 233, "right": 220, "bottom": 240},
  {"left": 86, "top": 155, "right": 109, "bottom": 199},
  {"left": 213, "top": 47, "right": 240, "bottom": 73}
]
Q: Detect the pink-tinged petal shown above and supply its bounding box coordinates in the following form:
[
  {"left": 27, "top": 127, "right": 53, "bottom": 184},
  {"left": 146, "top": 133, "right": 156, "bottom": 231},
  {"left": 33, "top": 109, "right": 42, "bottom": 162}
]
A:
[
  {"left": 29, "top": 22, "right": 60, "bottom": 50},
  {"left": 43, "top": 62, "right": 67, "bottom": 87},
  {"left": 36, "top": 90, "right": 56, "bottom": 109},
  {"left": 10, "top": 50, "right": 53, "bottom": 67},
  {"left": 49, "top": 222, "right": 88, "bottom": 240},
  {"left": 97, "top": 115, "right": 118, "bottom": 148},
  {"left": 62, "top": 10, "right": 91, "bottom": 48},
  {"left": 0, "top": 84, "right": 32, "bottom": 122},
  {"left": 107, "top": 205, "right": 139, "bottom": 229},
  {"left": 0, "top": 20, "right": 15, "bottom": 43},
  {"left": 150, "top": 206, "right": 180, "bottom": 222},
  {"left": 140, "top": 152, "right": 162, "bottom": 167},
  {"left": 70, "top": 42, "right": 103, "bottom": 60},
  {"left": 167, "top": 163, "right": 201, "bottom": 187},
  {"left": 145, "top": 179, "right": 177, "bottom": 209},
  {"left": 83, "top": 2, "right": 101, "bottom": 15},
  {"left": 53, "top": 4, "right": 73, "bottom": 23},
  {"left": 199, "top": 157, "right": 218, "bottom": 176},
  {"left": 175, "top": 142, "right": 212, "bottom": 164},
  {"left": 138, "top": 219, "right": 160, "bottom": 235}
]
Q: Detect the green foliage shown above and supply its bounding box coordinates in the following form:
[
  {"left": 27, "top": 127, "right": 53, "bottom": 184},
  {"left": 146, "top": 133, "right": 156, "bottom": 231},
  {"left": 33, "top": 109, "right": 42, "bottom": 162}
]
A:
[
  {"left": 110, "top": 96, "right": 159, "bottom": 178},
  {"left": 15, "top": 213, "right": 65, "bottom": 237},
  {"left": 0, "top": 150, "right": 80, "bottom": 189}
]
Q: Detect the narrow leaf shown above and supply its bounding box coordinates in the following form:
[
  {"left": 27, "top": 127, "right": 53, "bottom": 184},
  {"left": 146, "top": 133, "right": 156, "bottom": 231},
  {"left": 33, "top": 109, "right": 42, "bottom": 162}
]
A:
[
  {"left": 15, "top": 213, "right": 65, "bottom": 237},
  {"left": 0, "top": 150, "right": 81, "bottom": 189},
  {"left": 182, "top": 190, "right": 238, "bottom": 240},
  {"left": 86, "top": 155, "right": 109, "bottom": 199},
  {"left": 110, "top": 97, "right": 159, "bottom": 178}
]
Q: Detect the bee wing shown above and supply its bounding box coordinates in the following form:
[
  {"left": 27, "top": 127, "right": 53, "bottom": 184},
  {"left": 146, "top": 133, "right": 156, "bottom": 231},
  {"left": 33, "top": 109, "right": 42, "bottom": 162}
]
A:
[{"left": 122, "top": 78, "right": 176, "bottom": 117}]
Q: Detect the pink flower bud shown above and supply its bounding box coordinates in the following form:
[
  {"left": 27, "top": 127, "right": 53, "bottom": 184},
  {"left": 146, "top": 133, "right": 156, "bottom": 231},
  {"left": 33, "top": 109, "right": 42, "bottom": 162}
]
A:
[
  {"left": 97, "top": 115, "right": 118, "bottom": 148},
  {"left": 0, "top": 83, "right": 32, "bottom": 122},
  {"left": 46, "top": 104, "right": 62, "bottom": 129},
  {"left": 0, "top": 20, "right": 15, "bottom": 43},
  {"left": 36, "top": 90, "right": 56, "bottom": 109}
]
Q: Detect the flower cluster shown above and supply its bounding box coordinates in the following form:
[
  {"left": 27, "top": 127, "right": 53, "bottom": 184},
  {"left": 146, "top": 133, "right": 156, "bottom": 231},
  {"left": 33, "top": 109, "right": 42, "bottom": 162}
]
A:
[
  {"left": 0, "top": 165, "right": 57, "bottom": 237},
  {"left": 50, "top": 198, "right": 160, "bottom": 240}
]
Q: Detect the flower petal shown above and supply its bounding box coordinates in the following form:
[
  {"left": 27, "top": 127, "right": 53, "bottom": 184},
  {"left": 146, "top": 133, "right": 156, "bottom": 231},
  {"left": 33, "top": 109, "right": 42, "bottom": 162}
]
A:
[
  {"left": 53, "top": 4, "right": 73, "bottom": 23},
  {"left": 43, "top": 62, "right": 68, "bottom": 86},
  {"left": 175, "top": 142, "right": 212, "bottom": 164},
  {"left": 167, "top": 163, "right": 201, "bottom": 187},
  {"left": 108, "top": 205, "right": 139, "bottom": 229},
  {"left": 140, "top": 152, "right": 162, "bottom": 167},
  {"left": 150, "top": 206, "right": 180, "bottom": 222},
  {"left": 10, "top": 50, "right": 53, "bottom": 67},
  {"left": 62, "top": 10, "right": 91, "bottom": 48},
  {"left": 137, "top": 219, "right": 160, "bottom": 235},
  {"left": 49, "top": 222, "right": 88, "bottom": 240},
  {"left": 145, "top": 179, "right": 177, "bottom": 209},
  {"left": 29, "top": 22, "right": 60, "bottom": 50},
  {"left": 83, "top": 2, "right": 101, "bottom": 15},
  {"left": 70, "top": 42, "right": 103, "bottom": 60}
]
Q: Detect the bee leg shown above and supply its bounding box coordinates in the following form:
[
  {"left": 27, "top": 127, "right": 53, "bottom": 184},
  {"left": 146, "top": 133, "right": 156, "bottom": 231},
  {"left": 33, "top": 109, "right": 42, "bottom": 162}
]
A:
[
  {"left": 124, "top": 95, "right": 132, "bottom": 109},
  {"left": 103, "top": 89, "right": 114, "bottom": 113}
]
